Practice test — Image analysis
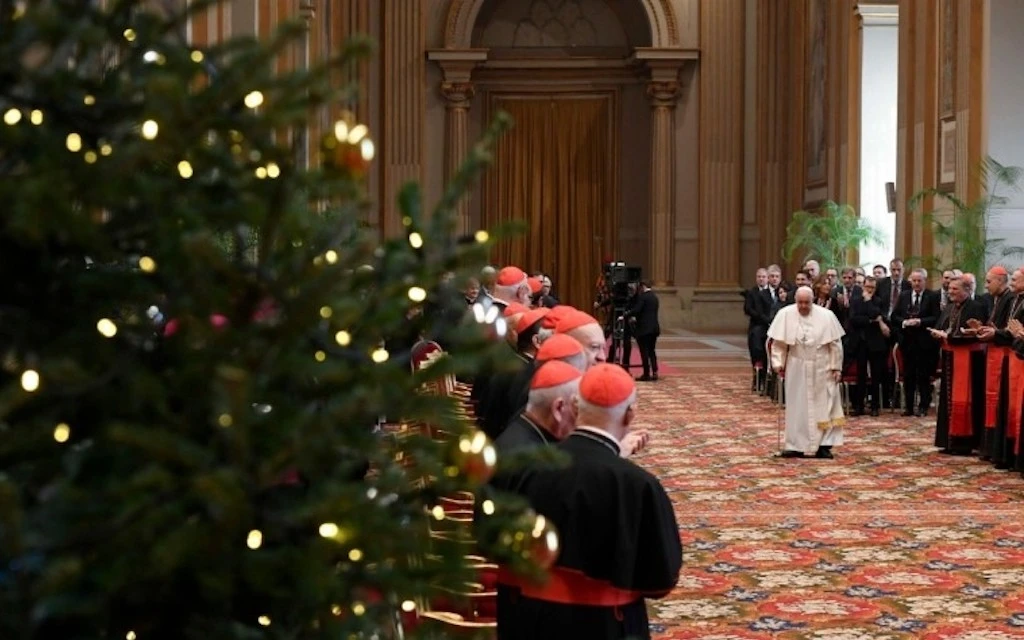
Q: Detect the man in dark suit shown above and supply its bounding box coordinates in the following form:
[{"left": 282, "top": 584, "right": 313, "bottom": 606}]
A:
[
  {"left": 877, "top": 258, "right": 912, "bottom": 320},
  {"left": 875, "top": 259, "right": 913, "bottom": 409},
  {"left": 625, "top": 280, "right": 661, "bottom": 381},
  {"left": 744, "top": 268, "right": 772, "bottom": 390},
  {"left": 891, "top": 267, "right": 941, "bottom": 416}
]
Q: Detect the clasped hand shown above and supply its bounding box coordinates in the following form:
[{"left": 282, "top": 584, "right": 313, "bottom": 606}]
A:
[
  {"left": 620, "top": 430, "right": 650, "bottom": 457},
  {"left": 1010, "top": 318, "right": 1024, "bottom": 338}
]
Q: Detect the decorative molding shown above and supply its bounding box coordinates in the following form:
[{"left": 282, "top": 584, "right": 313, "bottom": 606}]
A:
[
  {"left": 855, "top": 3, "right": 899, "bottom": 26},
  {"left": 440, "top": 81, "right": 475, "bottom": 109},
  {"left": 442, "top": 0, "right": 681, "bottom": 49},
  {"left": 426, "top": 49, "right": 489, "bottom": 83},
  {"left": 646, "top": 80, "right": 681, "bottom": 107}
]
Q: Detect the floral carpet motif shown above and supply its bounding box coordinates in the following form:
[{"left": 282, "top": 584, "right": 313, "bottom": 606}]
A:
[{"left": 635, "top": 373, "right": 1024, "bottom": 639}]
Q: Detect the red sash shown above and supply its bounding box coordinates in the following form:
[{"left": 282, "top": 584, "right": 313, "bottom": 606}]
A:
[
  {"left": 497, "top": 567, "right": 642, "bottom": 607},
  {"left": 942, "top": 342, "right": 986, "bottom": 438},
  {"left": 1012, "top": 355, "right": 1024, "bottom": 453},
  {"left": 985, "top": 345, "right": 1010, "bottom": 428}
]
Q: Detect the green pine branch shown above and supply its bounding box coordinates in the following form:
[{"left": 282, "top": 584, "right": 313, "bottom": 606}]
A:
[{"left": 0, "top": 2, "right": 543, "bottom": 638}]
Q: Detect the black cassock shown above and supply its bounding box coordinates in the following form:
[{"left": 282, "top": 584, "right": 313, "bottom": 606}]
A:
[
  {"left": 934, "top": 300, "right": 987, "bottom": 453},
  {"left": 982, "top": 292, "right": 1017, "bottom": 464},
  {"left": 484, "top": 351, "right": 532, "bottom": 439},
  {"left": 491, "top": 413, "right": 558, "bottom": 494},
  {"left": 498, "top": 429, "right": 682, "bottom": 640}
]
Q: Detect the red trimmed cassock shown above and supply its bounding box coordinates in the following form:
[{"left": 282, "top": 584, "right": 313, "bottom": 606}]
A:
[
  {"left": 934, "top": 299, "right": 988, "bottom": 455},
  {"left": 986, "top": 290, "right": 1024, "bottom": 467},
  {"left": 498, "top": 364, "right": 681, "bottom": 640}
]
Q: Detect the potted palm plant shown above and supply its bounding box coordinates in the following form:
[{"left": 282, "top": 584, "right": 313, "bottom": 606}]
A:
[
  {"left": 781, "top": 200, "right": 884, "bottom": 269},
  {"left": 910, "top": 157, "right": 1024, "bottom": 274}
]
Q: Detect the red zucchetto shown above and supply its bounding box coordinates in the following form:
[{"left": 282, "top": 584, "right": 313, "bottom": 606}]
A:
[
  {"left": 578, "top": 363, "right": 636, "bottom": 408},
  {"left": 530, "top": 360, "right": 583, "bottom": 390},
  {"left": 555, "top": 310, "right": 599, "bottom": 334},
  {"left": 502, "top": 302, "right": 528, "bottom": 318},
  {"left": 536, "top": 334, "right": 584, "bottom": 362},
  {"left": 517, "top": 307, "right": 550, "bottom": 334},
  {"left": 496, "top": 266, "right": 527, "bottom": 286}
]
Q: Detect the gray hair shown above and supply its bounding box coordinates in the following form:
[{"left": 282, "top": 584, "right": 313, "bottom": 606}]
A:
[
  {"left": 911, "top": 267, "right": 928, "bottom": 279},
  {"left": 526, "top": 379, "right": 581, "bottom": 414}
]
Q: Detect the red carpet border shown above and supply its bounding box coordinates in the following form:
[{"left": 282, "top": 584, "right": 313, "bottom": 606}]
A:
[{"left": 632, "top": 373, "right": 1024, "bottom": 639}]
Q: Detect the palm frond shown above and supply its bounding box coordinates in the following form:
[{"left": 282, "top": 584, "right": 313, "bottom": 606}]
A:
[
  {"left": 782, "top": 201, "right": 883, "bottom": 267},
  {"left": 911, "top": 155, "right": 1024, "bottom": 275}
]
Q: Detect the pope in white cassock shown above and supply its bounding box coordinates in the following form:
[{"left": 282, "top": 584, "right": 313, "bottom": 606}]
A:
[{"left": 767, "top": 286, "right": 846, "bottom": 459}]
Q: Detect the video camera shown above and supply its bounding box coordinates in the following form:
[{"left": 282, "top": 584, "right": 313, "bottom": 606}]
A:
[
  {"left": 602, "top": 262, "right": 643, "bottom": 303},
  {"left": 601, "top": 262, "right": 642, "bottom": 369}
]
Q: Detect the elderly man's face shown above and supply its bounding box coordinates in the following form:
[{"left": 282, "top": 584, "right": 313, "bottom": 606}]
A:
[
  {"left": 910, "top": 272, "right": 926, "bottom": 292},
  {"left": 804, "top": 262, "right": 820, "bottom": 278},
  {"left": 825, "top": 269, "right": 838, "bottom": 285},
  {"left": 1012, "top": 270, "right": 1024, "bottom": 294},
  {"left": 569, "top": 324, "right": 608, "bottom": 369},
  {"left": 796, "top": 290, "right": 813, "bottom": 316},
  {"left": 986, "top": 272, "right": 1007, "bottom": 296},
  {"left": 948, "top": 280, "right": 967, "bottom": 304},
  {"left": 942, "top": 271, "right": 954, "bottom": 290},
  {"left": 768, "top": 271, "right": 781, "bottom": 287}
]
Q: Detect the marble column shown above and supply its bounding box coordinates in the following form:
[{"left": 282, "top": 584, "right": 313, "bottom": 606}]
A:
[
  {"left": 428, "top": 50, "right": 487, "bottom": 236},
  {"left": 440, "top": 81, "right": 474, "bottom": 236},
  {"left": 691, "top": 0, "right": 746, "bottom": 330},
  {"left": 646, "top": 80, "right": 681, "bottom": 286}
]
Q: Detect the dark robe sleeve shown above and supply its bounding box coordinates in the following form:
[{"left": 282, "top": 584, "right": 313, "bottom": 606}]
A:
[{"left": 627, "top": 479, "right": 683, "bottom": 596}]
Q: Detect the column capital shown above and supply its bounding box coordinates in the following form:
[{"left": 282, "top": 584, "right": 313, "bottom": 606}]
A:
[
  {"left": 646, "top": 80, "right": 681, "bottom": 108},
  {"left": 440, "top": 81, "right": 475, "bottom": 110}
]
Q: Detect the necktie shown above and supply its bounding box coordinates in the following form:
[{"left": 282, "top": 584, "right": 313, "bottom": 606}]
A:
[
  {"left": 913, "top": 292, "right": 919, "bottom": 309},
  {"left": 890, "top": 281, "right": 898, "bottom": 312}
]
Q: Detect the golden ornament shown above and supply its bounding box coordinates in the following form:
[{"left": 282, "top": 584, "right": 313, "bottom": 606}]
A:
[{"left": 452, "top": 430, "right": 497, "bottom": 484}]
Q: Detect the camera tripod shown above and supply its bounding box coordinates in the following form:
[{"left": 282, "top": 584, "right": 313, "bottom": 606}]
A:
[{"left": 607, "top": 304, "right": 636, "bottom": 370}]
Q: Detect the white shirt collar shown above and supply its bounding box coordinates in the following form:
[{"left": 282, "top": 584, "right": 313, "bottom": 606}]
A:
[{"left": 572, "top": 426, "right": 621, "bottom": 455}]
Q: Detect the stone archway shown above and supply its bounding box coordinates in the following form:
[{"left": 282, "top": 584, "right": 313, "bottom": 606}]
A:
[
  {"left": 442, "top": 0, "right": 680, "bottom": 49},
  {"left": 429, "top": 0, "right": 695, "bottom": 292}
]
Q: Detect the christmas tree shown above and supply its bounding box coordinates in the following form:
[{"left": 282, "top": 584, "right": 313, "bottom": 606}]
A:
[{"left": 0, "top": 1, "right": 553, "bottom": 637}]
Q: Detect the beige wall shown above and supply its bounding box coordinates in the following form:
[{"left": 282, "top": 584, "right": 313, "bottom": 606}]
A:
[{"left": 185, "top": 0, "right": 997, "bottom": 328}]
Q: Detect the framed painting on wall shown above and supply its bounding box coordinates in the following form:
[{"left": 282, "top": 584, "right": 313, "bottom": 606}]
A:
[
  {"left": 938, "top": 0, "right": 957, "bottom": 119},
  {"left": 939, "top": 118, "right": 957, "bottom": 191},
  {"left": 805, "top": 0, "right": 828, "bottom": 189}
]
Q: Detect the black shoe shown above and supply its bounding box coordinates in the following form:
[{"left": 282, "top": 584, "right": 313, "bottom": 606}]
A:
[
  {"left": 870, "top": 408, "right": 880, "bottom": 417},
  {"left": 637, "top": 374, "right": 652, "bottom": 382},
  {"left": 915, "top": 409, "right": 926, "bottom": 417},
  {"left": 652, "top": 373, "right": 659, "bottom": 381},
  {"left": 777, "top": 450, "right": 806, "bottom": 458},
  {"left": 851, "top": 408, "right": 864, "bottom": 417},
  {"left": 815, "top": 447, "right": 834, "bottom": 459},
  {"left": 901, "top": 410, "right": 914, "bottom": 417}
]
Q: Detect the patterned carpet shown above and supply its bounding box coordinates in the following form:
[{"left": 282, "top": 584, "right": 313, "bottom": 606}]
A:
[{"left": 634, "top": 372, "right": 1024, "bottom": 640}]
